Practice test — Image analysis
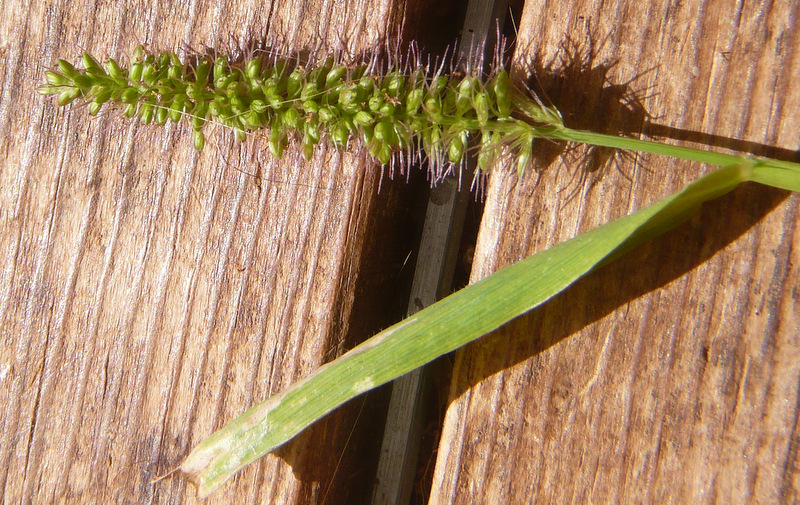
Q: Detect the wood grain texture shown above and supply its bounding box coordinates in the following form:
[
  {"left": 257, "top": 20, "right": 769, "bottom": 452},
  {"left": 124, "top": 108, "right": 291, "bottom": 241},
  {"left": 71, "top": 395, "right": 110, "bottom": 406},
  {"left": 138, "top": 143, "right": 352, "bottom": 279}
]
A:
[
  {"left": 431, "top": 0, "right": 800, "bottom": 503},
  {"left": 0, "top": 1, "right": 414, "bottom": 503}
]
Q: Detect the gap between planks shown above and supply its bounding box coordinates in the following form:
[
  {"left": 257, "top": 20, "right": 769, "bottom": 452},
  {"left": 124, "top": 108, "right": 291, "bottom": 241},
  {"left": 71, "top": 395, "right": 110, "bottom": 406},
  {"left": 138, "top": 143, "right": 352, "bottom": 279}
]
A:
[{"left": 370, "top": 1, "right": 511, "bottom": 504}]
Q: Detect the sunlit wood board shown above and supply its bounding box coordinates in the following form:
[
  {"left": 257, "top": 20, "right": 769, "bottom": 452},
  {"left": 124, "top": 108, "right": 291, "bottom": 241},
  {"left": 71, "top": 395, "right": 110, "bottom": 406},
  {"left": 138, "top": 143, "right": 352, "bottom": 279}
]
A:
[
  {"left": 431, "top": 0, "right": 800, "bottom": 503},
  {"left": 0, "top": 1, "right": 421, "bottom": 503}
]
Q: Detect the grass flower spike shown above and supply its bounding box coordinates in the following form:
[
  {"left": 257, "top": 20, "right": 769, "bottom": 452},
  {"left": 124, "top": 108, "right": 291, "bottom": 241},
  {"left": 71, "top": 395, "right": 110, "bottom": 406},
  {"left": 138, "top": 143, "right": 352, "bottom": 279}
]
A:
[{"left": 39, "top": 46, "right": 565, "bottom": 179}]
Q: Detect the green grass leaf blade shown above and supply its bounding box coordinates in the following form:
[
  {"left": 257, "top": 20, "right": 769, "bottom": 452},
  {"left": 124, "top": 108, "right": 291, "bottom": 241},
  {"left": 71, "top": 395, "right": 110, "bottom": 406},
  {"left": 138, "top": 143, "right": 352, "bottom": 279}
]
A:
[{"left": 179, "top": 161, "right": 791, "bottom": 497}]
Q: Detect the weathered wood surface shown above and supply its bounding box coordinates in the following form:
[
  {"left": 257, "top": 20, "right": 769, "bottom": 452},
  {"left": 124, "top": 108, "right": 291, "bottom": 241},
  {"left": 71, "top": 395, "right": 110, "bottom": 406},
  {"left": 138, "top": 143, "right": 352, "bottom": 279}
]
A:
[
  {"left": 0, "top": 1, "right": 422, "bottom": 503},
  {"left": 430, "top": 0, "right": 800, "bottom": 503}
]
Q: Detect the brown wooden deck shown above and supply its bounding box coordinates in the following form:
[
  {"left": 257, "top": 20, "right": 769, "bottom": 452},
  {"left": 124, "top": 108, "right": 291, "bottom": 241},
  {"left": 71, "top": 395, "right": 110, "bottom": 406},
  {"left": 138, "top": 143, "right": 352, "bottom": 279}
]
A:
[
  {"left": 1, "top": 0, "right": 798, "bottom": 504},
  {"left": 1, "top": 1, "right": 416, "bottom": 503},
  {"left": 429, "top": 1, "right": 800, "bottom": 503}
]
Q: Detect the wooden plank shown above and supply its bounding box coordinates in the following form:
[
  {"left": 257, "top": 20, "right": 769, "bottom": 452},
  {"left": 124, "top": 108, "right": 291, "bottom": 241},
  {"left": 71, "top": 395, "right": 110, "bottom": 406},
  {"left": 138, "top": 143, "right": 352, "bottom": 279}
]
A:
[
  {"left": 0, "top": 1, "right": 415, "bottom": 503},
  {"left": 430, "top": 0, "right": 800, "bottom": 503}
]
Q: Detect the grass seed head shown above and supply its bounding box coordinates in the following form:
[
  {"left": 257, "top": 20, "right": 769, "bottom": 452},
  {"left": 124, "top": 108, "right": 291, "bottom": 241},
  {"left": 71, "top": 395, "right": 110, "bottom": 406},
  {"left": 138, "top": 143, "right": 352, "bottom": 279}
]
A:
[{"left": 39, "top": 42, "right": 565, "bottom": 182}]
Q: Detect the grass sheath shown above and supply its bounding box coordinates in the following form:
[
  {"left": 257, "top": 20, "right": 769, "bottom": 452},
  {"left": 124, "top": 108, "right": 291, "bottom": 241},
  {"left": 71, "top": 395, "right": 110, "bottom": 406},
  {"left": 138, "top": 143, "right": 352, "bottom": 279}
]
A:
[{"left": 39, "top": 47, "right": 800, "bottom": 497}]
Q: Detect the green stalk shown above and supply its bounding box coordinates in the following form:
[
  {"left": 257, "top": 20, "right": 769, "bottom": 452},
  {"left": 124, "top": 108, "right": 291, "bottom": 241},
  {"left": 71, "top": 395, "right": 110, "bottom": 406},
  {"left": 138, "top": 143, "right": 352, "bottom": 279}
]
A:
[
  {"left": 542, "top": 125, "right": 799, "bottom": 171},
  {"left": 541, "top": 125, "right": 800, "bottom": 192}
]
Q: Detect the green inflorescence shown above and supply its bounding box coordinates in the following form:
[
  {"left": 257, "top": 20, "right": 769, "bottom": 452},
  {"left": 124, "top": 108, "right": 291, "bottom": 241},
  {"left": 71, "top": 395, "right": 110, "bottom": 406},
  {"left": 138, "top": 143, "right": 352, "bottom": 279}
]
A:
[{"left": 38, "top": 47, "right": 566, "bottom": 175}]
